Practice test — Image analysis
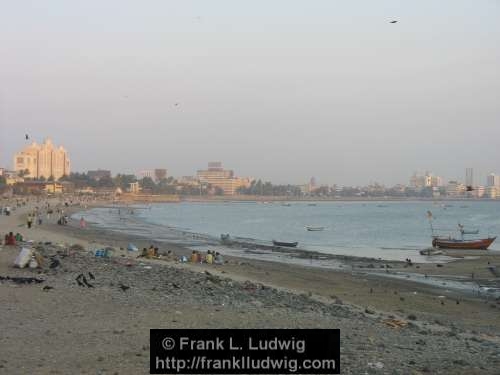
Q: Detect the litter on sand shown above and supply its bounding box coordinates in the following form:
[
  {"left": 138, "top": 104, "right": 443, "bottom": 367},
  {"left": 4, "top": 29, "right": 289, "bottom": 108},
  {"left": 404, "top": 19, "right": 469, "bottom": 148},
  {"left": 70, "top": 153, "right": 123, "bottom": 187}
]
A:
[{"left": 382, "top": 318, "right": 408, "bottom": 329}]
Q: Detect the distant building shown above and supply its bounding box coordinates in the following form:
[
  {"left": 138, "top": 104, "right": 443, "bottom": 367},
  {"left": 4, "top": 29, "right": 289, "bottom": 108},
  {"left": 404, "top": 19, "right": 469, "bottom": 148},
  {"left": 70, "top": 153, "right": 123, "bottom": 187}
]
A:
[
  {"left": 465, "top": 168, "right": 473, "bottom": 187},
  {"left": 445, "top": 181, "right": 466, "bottom": 197},
  {"left": 486, "top": 173, "right": 500, "bottom": 187},
  {"left": 138, "top": 170, "right": 154, "bottom": 179},
  {"left": 197, "top": 162, "right": 251, "bottom": 195},
  {"left": 410, "top": 171, "right": 442, "bottom": 188},
  {"left": 128, "top": 182, "right": 141, "bottom": 193},
  {"left": 13, "top": 138, "right": 70, "bottom": 180},
  {"left": 154, "top": 169, "right": 167, "bottom": 182},
  {"left": 87, "top": 169, "right": 111, "bottom": 181},
  {"left": 485, "top": 186, "right": 498, "bottom": 199},
  {"left": 179, "top": 176, "right": 199, "bottom": 186}
]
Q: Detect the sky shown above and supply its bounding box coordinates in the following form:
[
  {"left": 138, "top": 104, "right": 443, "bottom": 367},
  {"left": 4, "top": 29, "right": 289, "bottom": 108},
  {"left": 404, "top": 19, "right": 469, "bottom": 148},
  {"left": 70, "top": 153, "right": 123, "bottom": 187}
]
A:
[{"left": 1, "top": 0, "right": 499, "bottom": 186}]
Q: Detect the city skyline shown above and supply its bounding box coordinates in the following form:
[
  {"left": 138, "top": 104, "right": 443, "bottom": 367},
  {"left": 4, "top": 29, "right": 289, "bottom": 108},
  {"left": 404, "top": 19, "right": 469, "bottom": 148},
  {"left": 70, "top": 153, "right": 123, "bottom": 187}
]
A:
[
  {"left": 1, "top": 1, "right": 499, "bottom": 186},
  {"left": 4, "top": 137, "right": 500, "bottom": 188}
]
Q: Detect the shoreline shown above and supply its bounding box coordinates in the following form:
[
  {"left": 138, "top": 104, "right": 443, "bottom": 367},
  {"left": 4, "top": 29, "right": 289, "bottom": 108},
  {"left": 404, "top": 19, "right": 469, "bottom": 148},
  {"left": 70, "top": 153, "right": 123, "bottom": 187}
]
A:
[
  {"left": 63, "top": 204, "right": 500, "bottom": 321},
  {"left": 2, "top": 197, "right": 500, "bottom": 374}
]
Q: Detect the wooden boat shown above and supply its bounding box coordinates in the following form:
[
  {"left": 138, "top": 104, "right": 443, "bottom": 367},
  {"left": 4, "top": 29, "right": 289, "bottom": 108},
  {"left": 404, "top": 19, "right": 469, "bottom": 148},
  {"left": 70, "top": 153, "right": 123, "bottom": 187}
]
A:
[
  {"left": 427, "top": 212, "right": 496, "bottom": 250},
  {"left": 432, "top": 237, "right": 496, "bottom": 250},
  {"left": 272, "top": 240, "right": 298, "bottom": 247},
  {"left": 419, "top": 248, "right": 443, "bottom": 256},
  {"left": 305, "top": 226, "right": 325, "bottom": 232}
]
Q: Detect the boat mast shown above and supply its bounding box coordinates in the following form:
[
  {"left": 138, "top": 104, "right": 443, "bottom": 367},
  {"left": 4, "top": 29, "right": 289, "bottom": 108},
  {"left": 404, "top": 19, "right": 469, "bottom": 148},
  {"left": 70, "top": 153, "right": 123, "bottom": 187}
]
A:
[{"left": 427, "top": 211, "right": 435, "bottom": 237}]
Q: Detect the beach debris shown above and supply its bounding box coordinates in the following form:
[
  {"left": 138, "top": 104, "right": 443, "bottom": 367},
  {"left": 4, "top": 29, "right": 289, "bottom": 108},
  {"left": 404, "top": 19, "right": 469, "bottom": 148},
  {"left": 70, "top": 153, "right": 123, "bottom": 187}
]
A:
[
  {"left": 383, "top": 318, "right": 408, "bottom": 329},
  {"left": 82, "top": 275, "right": 94, "bottom": 288},
  {"left": 69, "top": 244, "right": 85, "bottom": 252},
  {"left": 0, "top": 276, "right": 44, "bottom": 284},
  {"left": 127, "top": 243, "right": 139, "bottom": 252},
  {"left": 119, "top": 283, "right": 130, "bottom": 291},
  {"left": 49, "top": 258, "right": 61, "bottom": 269},
  {"left": 368, "top": 362, "right": 384, "bottom": 369},
  {"left": 487, "top": 266, "right": 499, "bottom": 277},
  {"left": 28, "top": 255, "right": 39, "bottom": 269},
  {"left": 76, "top": 277, "right": 85, "bottom": 287},
  {"left": 42, "top": 286, "right": 54, "bottom": 291},
  {"left": 88, "top": 272, "right": 95, "bottom": 280},
  {"left": 14, "top": 248, "right": 33, "bottom": 268}
]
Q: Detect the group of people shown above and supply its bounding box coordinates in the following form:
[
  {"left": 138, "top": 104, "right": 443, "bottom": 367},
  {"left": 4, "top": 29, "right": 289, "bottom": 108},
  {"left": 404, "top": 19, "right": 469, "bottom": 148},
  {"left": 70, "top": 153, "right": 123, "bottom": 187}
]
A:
[
  {"left": 3, "top": 232, "right": 23, "bottom": 246},
  {"left": 139, "top": 245, "right": 160, "bottom": 259},
  {"left": 189, "top": 250, "right": 224, "bottom": 265}
]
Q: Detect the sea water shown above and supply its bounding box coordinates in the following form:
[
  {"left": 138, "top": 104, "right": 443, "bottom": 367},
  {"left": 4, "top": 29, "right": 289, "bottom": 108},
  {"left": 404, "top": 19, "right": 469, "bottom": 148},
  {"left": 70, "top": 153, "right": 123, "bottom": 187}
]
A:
[{"left": 78, "top": 200, "right": 500, "bottom": 263}]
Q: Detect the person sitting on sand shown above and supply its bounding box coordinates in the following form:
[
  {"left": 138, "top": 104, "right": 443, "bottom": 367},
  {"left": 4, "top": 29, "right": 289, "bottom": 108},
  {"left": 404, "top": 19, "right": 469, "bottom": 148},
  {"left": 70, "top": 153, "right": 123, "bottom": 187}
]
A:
[
  {"left": 153, "top": 247, "right": 159, "bottom": 257},
  {"left": 190, "top": 250, "right": 198, "bottom": 263},
  {"left": 138, "top": 248, "right": 148, "bottom": 258},
  {"left": 165, "top": 250, "right": 175, "bottom": 261},
  {"left": 205, "top": 250, "right": 213, "bottom": 264},
  {"left": 214, "top": 252, "right": 224, "bottom": 265},
  {"left": 5, "top": 232, "right": 16, "bottom": 246},
  {"left": 147, "top": 245, "right": 155, "bottom": 259},
  {"left": 15, "top": 233, "right": 23, "bottom": 242}
]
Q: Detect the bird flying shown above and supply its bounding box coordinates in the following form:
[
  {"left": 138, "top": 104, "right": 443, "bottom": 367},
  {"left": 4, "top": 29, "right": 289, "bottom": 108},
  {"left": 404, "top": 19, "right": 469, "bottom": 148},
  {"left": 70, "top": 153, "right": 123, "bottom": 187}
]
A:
[
  {"left": 390, "top": 20, "right": 398, "bottom": 23},
  {"left": 25, "top": 134, "right": 29, "bottom": 140}
]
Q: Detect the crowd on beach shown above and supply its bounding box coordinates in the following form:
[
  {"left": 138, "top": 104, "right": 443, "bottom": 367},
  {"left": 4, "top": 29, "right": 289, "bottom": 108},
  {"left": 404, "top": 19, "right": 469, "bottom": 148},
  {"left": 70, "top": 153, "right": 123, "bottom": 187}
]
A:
[
  {"left": 135, "top": 244, "right": 225, "bottom": 265},
  {"left": 189, "top": 249, "right": 224, "bottom": 265}
]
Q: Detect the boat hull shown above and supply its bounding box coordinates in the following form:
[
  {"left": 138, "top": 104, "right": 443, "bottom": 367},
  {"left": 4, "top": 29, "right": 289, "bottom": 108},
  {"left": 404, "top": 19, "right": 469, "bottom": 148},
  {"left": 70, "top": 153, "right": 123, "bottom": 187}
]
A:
[
  {"left": 272, "top": 240, "right": 298, "bottom": 247},
  {"left": 432, "top": 237, "right": 496, "bottom": 250},
  {"left": 306, "top": 227, "right": 324, "bottom": 231}
]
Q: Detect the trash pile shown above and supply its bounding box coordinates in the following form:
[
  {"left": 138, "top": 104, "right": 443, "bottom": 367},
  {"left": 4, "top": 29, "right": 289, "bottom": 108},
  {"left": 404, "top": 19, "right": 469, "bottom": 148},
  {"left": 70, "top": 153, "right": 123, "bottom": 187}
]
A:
[{"left": 13, "top": 247, "right": 44, "bottom": 269}]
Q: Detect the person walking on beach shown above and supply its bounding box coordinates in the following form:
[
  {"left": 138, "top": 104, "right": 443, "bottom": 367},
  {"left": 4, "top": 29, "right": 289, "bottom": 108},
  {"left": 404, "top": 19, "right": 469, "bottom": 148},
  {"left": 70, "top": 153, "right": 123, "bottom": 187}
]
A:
[
  {"left": 27, "top": 214, "right": 33, "bottom": 229},
  {"left": 80, "top": 216, "right": 86, "bottom": 229}
]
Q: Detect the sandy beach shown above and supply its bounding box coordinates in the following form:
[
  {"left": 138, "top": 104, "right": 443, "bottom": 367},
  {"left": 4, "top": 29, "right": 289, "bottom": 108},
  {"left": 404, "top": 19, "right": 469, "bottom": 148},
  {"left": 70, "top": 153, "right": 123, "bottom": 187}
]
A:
[{"left": 1, "top": 197, "right": 500, "bottom": 374}]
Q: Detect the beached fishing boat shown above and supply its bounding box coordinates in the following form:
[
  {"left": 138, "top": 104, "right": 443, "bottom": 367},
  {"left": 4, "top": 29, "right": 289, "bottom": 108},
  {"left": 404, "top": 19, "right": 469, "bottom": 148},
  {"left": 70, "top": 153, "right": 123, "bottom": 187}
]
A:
[
  {"left": 272, "top": 240, "right": 298, "bottom": 247},
  {"left": 432, "top": 237, "right": 496, "bottom": 250},
  {"left": 305, "top": 226, "right": 325, "bottom": 231},
  {"left": 427, "top": 211, "right": 496, "bottom": 250}
]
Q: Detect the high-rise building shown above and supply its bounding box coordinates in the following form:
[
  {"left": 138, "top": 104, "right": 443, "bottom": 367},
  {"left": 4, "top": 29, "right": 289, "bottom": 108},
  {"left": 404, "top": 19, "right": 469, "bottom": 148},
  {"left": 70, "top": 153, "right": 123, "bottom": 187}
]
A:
[
  {"left": 13, "top": 138, "right": 70, "bottom": 180},
  {"left": 486, "top": 173, "right": 500, "bottom": 187},
  {"left": 465, "top": 168, "right": 473, "bottom": 187},
  {"left": 197, "top": 162, "right": 251, "bottom": 195}
]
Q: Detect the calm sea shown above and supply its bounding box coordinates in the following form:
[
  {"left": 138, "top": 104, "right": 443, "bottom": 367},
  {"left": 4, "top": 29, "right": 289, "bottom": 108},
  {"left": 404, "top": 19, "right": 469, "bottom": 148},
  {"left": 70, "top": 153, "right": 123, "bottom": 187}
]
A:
[{"left": 79, "top": 200, "right": 500, "bottom": 264}]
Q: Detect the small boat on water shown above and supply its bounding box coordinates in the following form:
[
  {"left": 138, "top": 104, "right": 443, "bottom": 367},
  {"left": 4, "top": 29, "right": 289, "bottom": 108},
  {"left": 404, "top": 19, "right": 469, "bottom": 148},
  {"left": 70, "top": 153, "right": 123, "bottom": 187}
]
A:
[
  {"left": 305, "top": 226, "right": 325, "bottom": 232},
  {"left": 272, "top": 240, "right": 298, "bottom": 247}
]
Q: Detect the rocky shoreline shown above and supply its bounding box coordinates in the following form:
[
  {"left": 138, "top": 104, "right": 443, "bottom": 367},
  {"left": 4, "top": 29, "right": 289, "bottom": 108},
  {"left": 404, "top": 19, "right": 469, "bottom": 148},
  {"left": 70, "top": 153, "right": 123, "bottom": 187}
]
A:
[{"left": 2, "top": 241, "right": 500, "bottom": 374}]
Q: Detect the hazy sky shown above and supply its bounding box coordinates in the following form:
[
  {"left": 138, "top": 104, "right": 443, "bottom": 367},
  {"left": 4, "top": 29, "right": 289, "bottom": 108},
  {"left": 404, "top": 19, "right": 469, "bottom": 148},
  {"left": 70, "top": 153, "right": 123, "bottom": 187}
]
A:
[{"left": 1, "top": 0, "right": 499, "bottom": 186}]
